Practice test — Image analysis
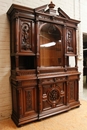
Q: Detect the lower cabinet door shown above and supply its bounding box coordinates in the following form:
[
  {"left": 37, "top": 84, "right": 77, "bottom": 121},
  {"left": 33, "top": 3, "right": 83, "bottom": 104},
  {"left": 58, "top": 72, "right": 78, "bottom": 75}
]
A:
[
  {"left": 11, "top": 81, "right": 38, "bottom": 126},
  {"left": 68, "top": 80, "right": 80, "bottom": 108},
  {"left": 38, "top": 81, "right": 69, "bottom": 118},
  {"left": 23, "top": 86, "right": 38, "bottom": 118}
]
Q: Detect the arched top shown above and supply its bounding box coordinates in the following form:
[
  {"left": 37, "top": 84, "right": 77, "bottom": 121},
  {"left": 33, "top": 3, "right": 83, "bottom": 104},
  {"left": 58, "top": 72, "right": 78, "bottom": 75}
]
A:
[{"left": 39, "top": 23, "right": 61, "bottom": 41}]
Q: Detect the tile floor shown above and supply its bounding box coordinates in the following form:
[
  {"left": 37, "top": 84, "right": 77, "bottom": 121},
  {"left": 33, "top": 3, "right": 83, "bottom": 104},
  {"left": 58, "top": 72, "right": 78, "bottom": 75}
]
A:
[{"left": 80, "top": 76, "right": 87, "bottom": 101}]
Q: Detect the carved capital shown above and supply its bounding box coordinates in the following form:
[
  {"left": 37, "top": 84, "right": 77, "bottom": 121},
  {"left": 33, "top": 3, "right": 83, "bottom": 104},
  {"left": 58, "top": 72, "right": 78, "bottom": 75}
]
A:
[{"left": 13, "top": 12, "right": 19, "bottom": 19}]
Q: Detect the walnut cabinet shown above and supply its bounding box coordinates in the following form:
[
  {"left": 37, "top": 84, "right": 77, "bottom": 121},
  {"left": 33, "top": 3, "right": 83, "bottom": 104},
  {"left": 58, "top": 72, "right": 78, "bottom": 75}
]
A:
[{"left": 7, "top": 2, "right": 80, "bottom": 126}]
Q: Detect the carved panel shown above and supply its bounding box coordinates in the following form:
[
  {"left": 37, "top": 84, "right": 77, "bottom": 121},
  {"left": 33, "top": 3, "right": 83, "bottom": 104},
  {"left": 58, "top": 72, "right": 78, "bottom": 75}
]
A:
[
  {"left": 66, "top": 28, "right": 73, "bottom": 53},
  {"left": 22, "top": 22, "right": 31, "bottom": 50},
  {"left": 37, "top": 14, "right": 64, "bottom": 24},
  {"left": 47, "top": 84, "right": 61, "bottom": 107},
  {"left": 20, "top": 19, "right": 32, "bottom": 52},
  {"left": 23, "top": 86, "right": 37, "bottom": 116},
  {"left": 42, "top": 82, "right": 65, "bottom": 109},
  {"left": 56, "top": 77, "right": 66, "bottom": 82},
  {"left": 26, "top": 90, "right": 32, "bottom": 111},
  {"left": 42, "top": 79, "right": 54, "bottom": 84},
  {"left": 69, "top": 81, "right": 75, "bottom": 101},
  {"left": 48, "top": 89, "right": 59, "bottom": 102},
  {"left": 41, "top": 77, "right": 66, "bottom": 84}
]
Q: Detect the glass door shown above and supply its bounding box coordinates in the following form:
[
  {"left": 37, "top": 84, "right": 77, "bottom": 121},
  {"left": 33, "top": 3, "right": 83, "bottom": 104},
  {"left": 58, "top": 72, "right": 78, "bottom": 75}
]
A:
[{"left": 39, "top": 23, "right": 62, "bottom": 67}]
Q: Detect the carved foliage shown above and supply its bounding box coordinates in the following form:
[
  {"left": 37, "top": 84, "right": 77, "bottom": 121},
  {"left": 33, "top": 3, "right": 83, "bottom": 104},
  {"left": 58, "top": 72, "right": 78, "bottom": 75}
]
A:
[
  {"left": 41, "top": 77, "right": 66, "bottom": 84},
  {"left": 49, "top": 89, "right": 59, "bottom": 101},
  {"left": 47, "top": 84, "right": 60, "bottom": 107},
  {"left": 69, "top": 81, "right": 74, "bottom": 100},
  {"left": 66, "top": 28, "right": 73, "bottom": 53},
  {"left": 26, "top": 90, "right": 32, "bottom": 111},
  {"left": 21, "top": 22, "right": 31, "bottom": 51}
]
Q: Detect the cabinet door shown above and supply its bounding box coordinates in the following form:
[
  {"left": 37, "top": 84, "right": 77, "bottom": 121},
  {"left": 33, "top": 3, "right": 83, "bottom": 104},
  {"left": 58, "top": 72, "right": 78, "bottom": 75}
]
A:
[
  {"left": 39, "top": 23, "right": 63, "bottom": 67},
  {"left": 23, "top": 86, "right": 37, "bottom": 117},
  {"left": 68, "top": 80, "right": 79, "bottom": 107},
  {"left": 19, "top": 18, "right": 35, "bottom": 54},
  {"left": 11, "top": 81, "right": 38, "bottom": 125},
  {"left": 38, "top": 80, "right": 68, "bottom": 117}
]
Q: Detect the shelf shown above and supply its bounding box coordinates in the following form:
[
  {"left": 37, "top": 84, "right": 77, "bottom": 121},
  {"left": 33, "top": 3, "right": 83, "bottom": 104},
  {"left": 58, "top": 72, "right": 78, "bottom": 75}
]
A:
[
  {"left": 11, "top": 53, "right": 36, "bottom": 56},
  {"left": 65, "top": 54, "right": 77, "bottom": 56}
]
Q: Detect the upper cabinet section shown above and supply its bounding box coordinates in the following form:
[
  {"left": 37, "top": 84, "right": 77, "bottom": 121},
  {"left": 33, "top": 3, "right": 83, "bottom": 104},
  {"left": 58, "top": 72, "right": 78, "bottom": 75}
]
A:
[
  {"left": 7, "top": 4, "right": 35, "bottom": 55},
  {"left": 34, "top": 1, "right": 80, "bottom": 26},
  {"left": 10, "top": 18, "right": 35, "bottom": 55},
  {"left": 7, "top": 1, "right": 80, "bottom": 62}
]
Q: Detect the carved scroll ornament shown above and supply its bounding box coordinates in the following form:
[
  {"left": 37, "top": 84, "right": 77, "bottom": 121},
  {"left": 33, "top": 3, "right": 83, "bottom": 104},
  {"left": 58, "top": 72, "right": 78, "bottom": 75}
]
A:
[
  {"left": 67, "top": 29, "right": 73, "bottom": 52},
  {"left": 21, "top": 23, "right": 31, "bottom": 50}
]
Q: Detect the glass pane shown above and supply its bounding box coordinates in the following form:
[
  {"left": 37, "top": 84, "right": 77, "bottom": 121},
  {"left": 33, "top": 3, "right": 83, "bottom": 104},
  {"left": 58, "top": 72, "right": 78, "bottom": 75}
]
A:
[{"left": 40, "top": 23, "right": 62, "bottom": 67}]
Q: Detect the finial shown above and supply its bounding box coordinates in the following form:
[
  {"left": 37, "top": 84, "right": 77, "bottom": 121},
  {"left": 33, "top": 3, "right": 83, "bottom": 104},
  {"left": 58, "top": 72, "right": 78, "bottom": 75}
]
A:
[{"left": 48, "top": 1, "right": 55, "bottom": 9}]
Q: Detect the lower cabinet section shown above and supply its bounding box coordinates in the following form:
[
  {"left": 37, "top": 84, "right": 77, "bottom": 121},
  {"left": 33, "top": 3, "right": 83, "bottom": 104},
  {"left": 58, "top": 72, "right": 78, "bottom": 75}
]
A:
[
  {"left": 11, "top": 80, "right": 38, "bottom": 126},
  {"left": 38, "top": 78, "right": 80, "bottom": 119},
  {"left": 11, "top": 75, "right": 80, "bottom": 126}
]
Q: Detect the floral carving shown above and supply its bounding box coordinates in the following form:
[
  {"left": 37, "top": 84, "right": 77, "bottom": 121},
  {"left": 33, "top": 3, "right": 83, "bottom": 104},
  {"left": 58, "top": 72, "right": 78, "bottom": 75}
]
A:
[
  {"left": 21, "top": 23, "right": 31, "bottom": 50},
  {"left": 47, "top": 84, "right": 60, "bottom": 106},
  {"left": 69, "top": 82, "right": 74, "bottom": 100},
  {"left": 67, "top": 29, "right": 73, "bottom": 52},
  {"left": 49, "top": 90, "right": 59, "bottom": 101},
  {"left": 26, "top": 90, "right": 32, "bottom": 111}
]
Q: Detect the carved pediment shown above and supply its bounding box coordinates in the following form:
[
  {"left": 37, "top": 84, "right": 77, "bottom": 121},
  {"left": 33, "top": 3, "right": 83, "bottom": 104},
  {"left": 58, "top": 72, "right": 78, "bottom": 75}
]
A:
[
  {"left": 34, "top": 1, "right": 70, "bottom": 20},
  {"left": 58, "top": 7, "right": 70, "bottom": 19},
  {"left": 34, "top": 4, "right": 48, "bottom": 13},
  {"left": 34, "top": 1, "right": 80, "bottom": 24}
]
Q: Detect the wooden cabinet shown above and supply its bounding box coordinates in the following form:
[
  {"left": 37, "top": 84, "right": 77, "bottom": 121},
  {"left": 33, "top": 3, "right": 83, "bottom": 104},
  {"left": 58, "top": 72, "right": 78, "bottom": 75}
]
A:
[{"left": 7, "top": 1, "right": 80, "bottom": 126}]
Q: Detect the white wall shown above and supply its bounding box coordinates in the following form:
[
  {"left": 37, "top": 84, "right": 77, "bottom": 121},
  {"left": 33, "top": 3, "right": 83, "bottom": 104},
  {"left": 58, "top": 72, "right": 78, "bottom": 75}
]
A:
[{"left": 0, "top": 0, "right": 84, "bottom": 120}]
